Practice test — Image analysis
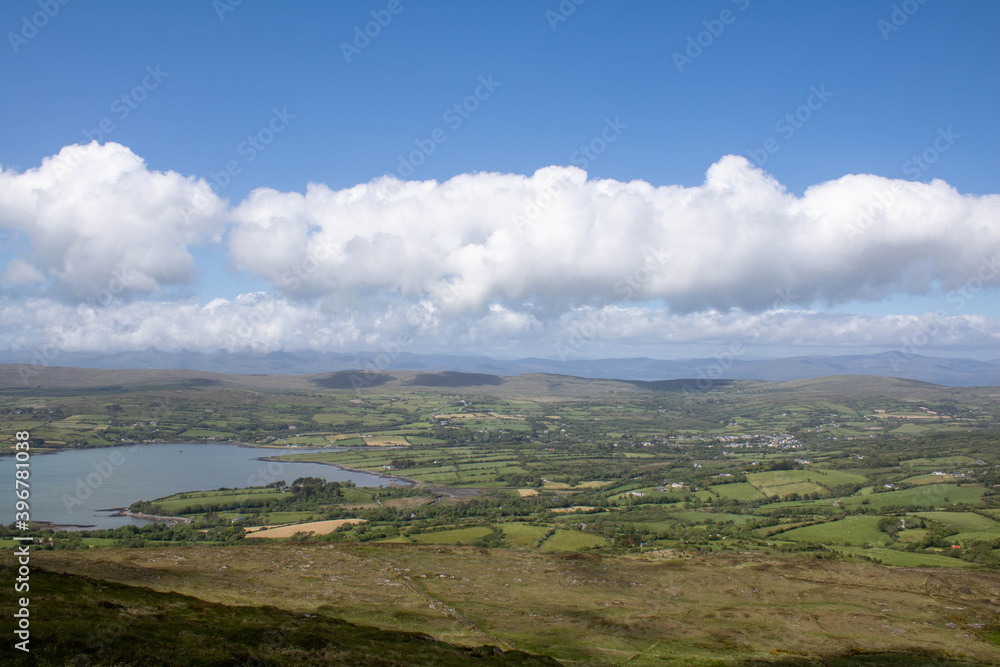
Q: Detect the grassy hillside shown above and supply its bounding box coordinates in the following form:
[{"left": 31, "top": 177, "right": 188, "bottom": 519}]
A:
[
  {"left": 26, "top": 544, "right": 1000, "bottom": 666},
  {"left": 3, "top": 563, "right": 558, "bottom": 666}
]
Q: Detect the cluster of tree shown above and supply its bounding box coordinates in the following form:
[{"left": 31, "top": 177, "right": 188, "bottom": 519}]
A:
[
  {"left": 876, "top": 516, "right": 902, "bottom": 539},
  {"left": 288, "top": 477, "right": 350, "bottom": 502},
  {"left": 129, "top": 478, "right": 370, "bottom": 518},
  {"left": 495, "top": 471, "right": 543, "bottom": 488},
  {"left": 23, "top": 522, "right": 248, "bottom": 550}
]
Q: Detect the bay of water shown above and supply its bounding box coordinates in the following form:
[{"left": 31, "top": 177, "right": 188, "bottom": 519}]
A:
[{"left": 0, "top": 443, "right": 396, "bottom": 529}]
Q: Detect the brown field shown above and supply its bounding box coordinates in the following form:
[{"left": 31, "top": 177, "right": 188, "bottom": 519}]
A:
[
  {"left": 517, "top": 489, "right": 539, "bottom": 497},
  {"left": 362, "top": 437, "right": 410, "bottom": 446},
  {"left": 244, "top": 519, "right": 365, "bottom": 538},
  {"left": 869, "top": 413, "right": 951, "bottom": 420},
  {"left": 549, "top": 506, "right": 599, "bottom": 514}
]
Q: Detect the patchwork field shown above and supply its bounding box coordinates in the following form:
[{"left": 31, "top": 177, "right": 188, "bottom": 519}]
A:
[
  {"left": 6, "top": 368, "right": 1000, "bottom": 663},
  {"left": 745, "top": 468, "right": 868, "bottom": 498}
]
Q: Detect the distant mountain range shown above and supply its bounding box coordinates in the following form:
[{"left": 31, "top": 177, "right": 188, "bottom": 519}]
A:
[{"left": 1, "top": 350, "right": 998, "bottom": 387}]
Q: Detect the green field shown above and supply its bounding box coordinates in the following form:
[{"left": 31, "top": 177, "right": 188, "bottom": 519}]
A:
[
  {"left": 890, "top": 423, "right": 932, "bottom": 435},
  {"left": 179, "top": 428, "right": 237, "bottom": 438},
  {"left": 671, "top": 510, "right": 752, "bottom": 526},
  {"left": 746, "top": 468, "right": 867, "bottom": 498},
  {"left": 902, "top": 455, "right": 978, "bottom": 467},
  {"left": 912, "top": 511, "right": 1000, "bottom": 534},
  {"left": 709, "top": 482, "right": 764, "bottom": 500},
  {"left": 273, "top": 435, "right": 333, "bottom": 446},
  {"left": 899, "top": 473, "right": 962, "bottom": 485},
  {"left": 149, "top": 489, "right": 285, "bottom": 514},
  {"left": 5, "top": 366, "right": 1000, "bottom": 664},
  {"left": 409, "top": 526, "right": 494, "bottom": 545},
  {"left": 842, "top": 484, "right": 985, "bottom": 509},
  {"left": 538, "top": 529, "right": 607, "bottom": 552},
  {"left": 832, "top": 546, "right": 977, "bottom": 567},
  {"left": 779, "top": 516, "right": 890, "bottom": 546},
  {"left": 256, "top": 511, "right": 321, "bottom": 525},
  {"left": 502, "top": 523, "right": 552, "bottom": 549}
]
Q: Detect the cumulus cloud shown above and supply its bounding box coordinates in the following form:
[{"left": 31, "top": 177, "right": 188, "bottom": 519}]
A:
[
  {"left": 3, "top": 144, "right": 999, "bottom": 357},
  {"left": 1, "top": 295, "right": 998, "bottom": 358},
  {"left": 1, "top": 258, "right": 45, "bottom": 285},
  {"left": 0, "top": 142, "right": 227, "bottom": 299},
  {"left": 228, "top": 156, "right": 1000, "bottom": 315}
]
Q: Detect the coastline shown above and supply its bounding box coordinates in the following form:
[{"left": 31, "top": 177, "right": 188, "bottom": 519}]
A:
[
  {"left": 2, "top": 438, "right": 321, "bottom": 457},
  {"left": 262, "top": 455, "right": 422, "bottom": 489},
  {"left": 3, "top": 438, "right": 406, "bottom": 458},
  {"left": 118, "top": 510, "right": 190, "bottom": 525},
  {"left": 1, "top": 441, "right": 417, "bottom": 527}
]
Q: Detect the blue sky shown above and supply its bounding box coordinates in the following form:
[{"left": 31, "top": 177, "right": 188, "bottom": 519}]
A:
[{"left": 1, "top": 0, "right": 998, "bottom": 361}]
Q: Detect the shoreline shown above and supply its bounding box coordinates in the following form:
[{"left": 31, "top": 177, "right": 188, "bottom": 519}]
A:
[
  {"left": 3, "top": 439, "right": 392, "bottom": 458},
  {"left": 30, "top": 520, "right": 97, "bottom": 530},
  {"left": 1, "top": 442, "right": 417, "bottom": 525},
  {"left": 20, "top": 440, "right": 429, "bottom": 489},
  {"left": 1, "top": 438, "right": 337, "bottom": 457},
  {"left": 262, "top": 455, "right": 422, "bottom": 489},
  {"left": 118, "top": 510, "right": 191, "bottom": 525}
]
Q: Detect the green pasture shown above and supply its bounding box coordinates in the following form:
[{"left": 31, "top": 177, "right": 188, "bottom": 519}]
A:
[
  {"left": 779, "top": 516, "right": 889, "bottom": 546},
  {"left": 670, "top": 510, "right": 752, "bottom": 526},
  {"left": 833, "top": 546, "right": 975, "bottom": 567},
  {"left": 746, "top": 468, "right": 867, "bottom": 497},
  {"left": 501, "top": 523, "right": 552, "bottom": 549},
  {"left": 899, "top": 473, "right": 961, "bottom": 485},
  {"left": 710, "top": 482, "right": 765, "bottom": 500},
  {"left": 843, "top": 484, "right": 984, "bottom": 509},
  {"left": 256, "top": 511, "right": 320, "bottom": 524},
  {"left": 901, "top": 455, "right": 978, "bottom": 468},
  {"left": 179, "top": 428, "right": 236, "bottom": 438},
  {"left": 150, "top": 489, "right": 285, "bottom": 514},
  {"left": 409, "top": 526, "right": 493, "bottom": 545},
  {"left": 911, "top": 511, "right": 1000, "bottom": 534},
  {"left": 538, "top": 529, "right": 607, "bottom": 552}
]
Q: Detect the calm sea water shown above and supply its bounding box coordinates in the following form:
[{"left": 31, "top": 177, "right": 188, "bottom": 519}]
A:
[{"left": 0, "top": 443, "right": 395, "bottom": 529}]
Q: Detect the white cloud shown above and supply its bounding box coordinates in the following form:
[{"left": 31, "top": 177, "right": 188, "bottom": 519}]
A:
[
  {"left": 2, "top": 145, "right": 999, "bottom": 358},
  {"left": 1, "top": 295, "right": 998, "bottom": 358},
  {"left": 227, "top": 156, "right": 1000, "bottom": 316},
  {"left": 0, "top": 258, "right": 45, "bottom": 285},
  {"left": 0, "top": 142, "right": 227, "bottom": 299}
]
